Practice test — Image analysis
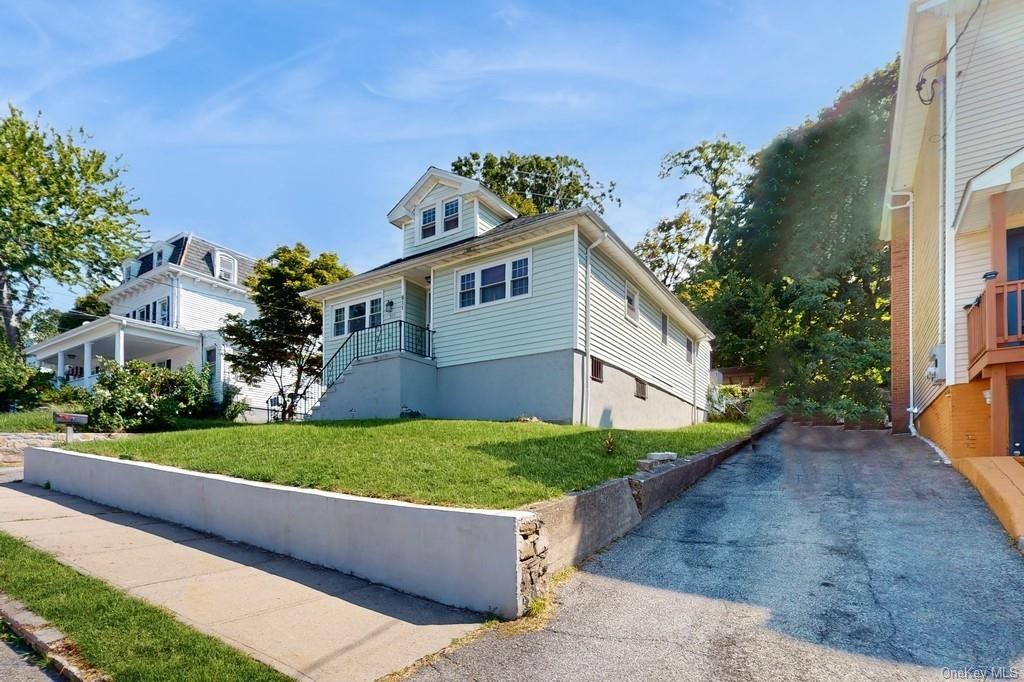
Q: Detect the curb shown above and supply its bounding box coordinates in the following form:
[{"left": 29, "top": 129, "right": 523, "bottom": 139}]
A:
[
  {"left": 627, "top": 413, "right": 785, "bottom": 517},
  {"left": 0, "top": 592, "right": 103, "bottom": 682}
]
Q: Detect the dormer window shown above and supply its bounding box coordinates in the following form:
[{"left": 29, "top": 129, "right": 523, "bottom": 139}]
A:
[
  {"left": 216, "top": 252, "right": 237, "bottom": 283},
  {"left": 123, "top": 264, "right": 133, "bottom": 282},
  {"left": 155, "top": 250, "right": 164, "bottom": 267},
  {"left": 421, "top": 207, "right": 437, "bottom": 240},
  {"left": 443, "top": 198, "right": 460, "bottom": 232}
]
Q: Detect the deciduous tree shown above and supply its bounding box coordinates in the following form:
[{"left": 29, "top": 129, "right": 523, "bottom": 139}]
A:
[
  {"left": 451, "top": 152, "right": 619, "bottom": 215},
  {"left": 0, "top": 105, "right": 145, "bottom": 349},
  {"left": 221, "top": 244, "right": 351, "bottom": 421}
]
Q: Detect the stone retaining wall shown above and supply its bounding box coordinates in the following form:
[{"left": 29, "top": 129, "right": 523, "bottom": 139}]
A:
[
  {"left": 530, "top": 413, "right": 785, "bottom": 575},
  {"left": 0, "top": 432, "right": 130, "bottom": 467}
]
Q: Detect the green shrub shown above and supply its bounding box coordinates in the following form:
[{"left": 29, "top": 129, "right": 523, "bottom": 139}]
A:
[
  {"left": 214, "top": 383, "right": 248, "bottom": 421},
  {"left": 40, "top": 382, "right": 90, "bottom": 405},
  {"left": 0, "top": 343, "right": 51, "bottom": 411},
  {"left": 86, "top": 360, "right": 214, "bottom": 432}
]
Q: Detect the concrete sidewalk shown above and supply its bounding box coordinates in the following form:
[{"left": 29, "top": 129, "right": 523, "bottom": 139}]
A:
[{"left": 0, "top": 469, "right": 478, "bottom": 681}]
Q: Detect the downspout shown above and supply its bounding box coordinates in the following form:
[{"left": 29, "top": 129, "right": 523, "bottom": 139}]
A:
[
  {"left": 582, "top": 230, "right": 608, "bottom": 426},
  {"left": 888, "top": 192, "right": 916, "bottom": 434},
  {"left": 692, "top": 338, "right": 700, "bottom": 424}
]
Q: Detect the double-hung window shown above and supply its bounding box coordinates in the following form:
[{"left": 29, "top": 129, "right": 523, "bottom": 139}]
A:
[
  {"left": 421, "top": 207, "right": 437, "bottom": 240},
  {"left": 157, "top": 297, "right": 170, "bottom": 326},
  {"left": 443, "top": 199, "right": 459, "bottom": 232},
  {"left": 217, "top": 253, "right": 237, "bottom": 283},
  {"left": 480, "top": 264, "right": 506, "bottom": 303},
  {"left": 685, "top": 336, "right": 694, "bottom": 363},
  {"left": 625, "top": 284, "right": 639, "bottom": 323},
  {"left": 333, "top": 307, "right": 345, "bottom": 336},
  {"left": 456, "top": 252, "right": 531, "bottom": 310}
]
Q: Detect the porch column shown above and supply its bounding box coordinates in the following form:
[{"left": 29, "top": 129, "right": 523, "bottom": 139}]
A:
[
  {"left": 83, "top": 341, "right": 93, "bottom": 377},
  {"left": 114, "top": 329, "right": 125, "bottom": 366},
  {"left": 991, "top": 365, "right": 1010, "bottom": 457},
  {"left": 991, "top": 192, "right": 1007, "bottom": 281},
  {"left": 56, "top": 350, "right": 66, "bottom": 380}
]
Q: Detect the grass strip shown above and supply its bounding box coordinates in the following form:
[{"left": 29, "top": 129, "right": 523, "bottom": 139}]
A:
[{"left": 0, "top": 532, "right": 286, "bottom": 681}]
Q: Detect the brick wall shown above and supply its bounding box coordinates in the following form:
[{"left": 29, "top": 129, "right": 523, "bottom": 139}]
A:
[
  {"left": 916, "top": 379, "right": 992, "bottom": 458},
  {"left": 890, "top": 209, "right": 911, "bottom": 433}
]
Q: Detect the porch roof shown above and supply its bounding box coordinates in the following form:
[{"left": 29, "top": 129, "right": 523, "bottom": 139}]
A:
[
  {"left": 954, "top": 145, "right": 1024, "bottom": 234},
  {"left": 26, "top": 315, "right": 201, "bottom": 360}
]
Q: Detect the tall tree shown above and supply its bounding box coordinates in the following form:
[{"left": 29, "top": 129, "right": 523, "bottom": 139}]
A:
[
  {"left": 0, "top": 105, "right": 146, "bottom": 349},
  {"left": 633, "top": 211, "right": 710, "bottom": 290},
  {"left": 451, "top": 152, "right": 619, "bottom": 215},
  {"left": 660, "top": 136, "right": 747, "bottom": 245},
  {"left": 221, "top": 244, "right": 351, "bottom": 421},
  {"left": 23, "top": 288, "right": 110, "bottom": 347},
  {"left": 711, "top": 61, "right": 899, "bottom": 419}
]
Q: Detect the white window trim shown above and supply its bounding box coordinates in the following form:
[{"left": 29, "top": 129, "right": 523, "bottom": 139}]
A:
[
  {"left": 215, "top": 251, "right": 238, "bottom": 284},
  {"left": 453, "top": 250, "right": 533, "bottom": 313},
  {"left": 624, "top": 282, "right": 640, "bottom": 326},
  {"left": 415, "top": 194, "right": 462, "bottom": 245},
  {"left": 328, "top": 290, "right": 385, "bottom": 337}
]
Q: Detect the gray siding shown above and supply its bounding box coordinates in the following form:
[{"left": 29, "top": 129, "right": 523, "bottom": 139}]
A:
[
  {"left": 478, "top": 204, "right": 503, "bottom": 234},
  {"left": 402, "top": 184, "right": 475, "bottom": 257},
  {"left": 431, "top": 232, "right": 577, "bottom": 367},
  {"left": 578, "top": 241, "right": 701, "bottom": 403},
  {"left": 322, "top": 279, "right": 403, "bottom": 362},
  {"left": 405, "top": 281, "right": 428, "bottom": 327}
]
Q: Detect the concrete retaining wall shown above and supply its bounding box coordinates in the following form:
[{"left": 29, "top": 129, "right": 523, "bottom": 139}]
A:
[{"left": 23, "top": 447, "right": 534, "bottom": 618}]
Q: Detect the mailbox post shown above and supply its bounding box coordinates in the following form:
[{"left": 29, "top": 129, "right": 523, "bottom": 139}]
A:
[{"left": 53, "top": 412, "right": 88, "bottom": 444}]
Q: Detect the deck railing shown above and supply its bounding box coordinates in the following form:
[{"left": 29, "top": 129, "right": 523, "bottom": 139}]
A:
[{"left": 966, "top": 278, "right": 1024, "bottom": 368}]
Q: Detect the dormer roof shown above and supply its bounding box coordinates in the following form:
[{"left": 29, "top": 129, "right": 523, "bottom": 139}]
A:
[{"left": 386, "top": 167, "right": 518, "bottom": 228}]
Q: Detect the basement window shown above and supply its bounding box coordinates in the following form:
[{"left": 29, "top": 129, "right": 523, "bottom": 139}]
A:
[
  {"left": 591, "top": 357, "right": 604, "bottom": 382},
  {"left": 635, "top": 378, "right": 648, "bottom": 400}
]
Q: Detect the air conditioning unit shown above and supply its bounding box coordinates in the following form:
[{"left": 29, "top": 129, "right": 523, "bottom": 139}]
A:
[{"left": 925, "top": 344, "right": 945, "bottom": 383}]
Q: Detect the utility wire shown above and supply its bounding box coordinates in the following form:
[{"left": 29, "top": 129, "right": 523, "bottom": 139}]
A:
[{"left": 916, "top": 0, "right": 984, "bottom": 105}]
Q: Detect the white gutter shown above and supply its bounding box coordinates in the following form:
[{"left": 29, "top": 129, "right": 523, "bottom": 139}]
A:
[
  {"left": 888, "top": 192, "right": 916, "bottom": 430},
  {"left": 582, "top": 230, "right": 608, "bottom": 426},
  {"left": 942, "top": 16, "right": 958, "bottom": 389}
]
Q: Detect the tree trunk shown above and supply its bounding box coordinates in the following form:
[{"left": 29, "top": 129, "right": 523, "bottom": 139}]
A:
[{"left": 0, "top": 273, "right": 20, "bottom": 350}]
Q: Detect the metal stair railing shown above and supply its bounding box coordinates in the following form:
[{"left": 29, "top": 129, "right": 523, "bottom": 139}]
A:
[{"left": 265, "top": 320, "right": 434, "bottom": 421}]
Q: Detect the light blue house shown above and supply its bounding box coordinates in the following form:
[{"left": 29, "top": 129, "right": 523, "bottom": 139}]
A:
[{"left": 300, "top": 167, "right": 713, "bottom": 428}]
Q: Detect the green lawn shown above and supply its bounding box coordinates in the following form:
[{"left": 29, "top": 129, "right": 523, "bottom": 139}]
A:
[
  {"left": 0, "top": 405, "right": 82, "bottom": 433},
  {"left": 71, "top": 393, "right": 775, "bottom": 509},
  {"left": 0, "top": 532, "right": 286, "bottom": 681}
]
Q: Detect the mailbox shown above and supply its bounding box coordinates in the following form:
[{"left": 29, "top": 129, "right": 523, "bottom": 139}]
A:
[
  {"left": 53, "top": 413, "right": 88, "bottom": 426},
  {"left": 53, "top": 412, "right": 88, "bottom": 443}
]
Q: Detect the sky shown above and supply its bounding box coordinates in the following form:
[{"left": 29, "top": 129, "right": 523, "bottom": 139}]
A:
[{"left": 1, "top": 0, "right": 905, "bottom": 310}]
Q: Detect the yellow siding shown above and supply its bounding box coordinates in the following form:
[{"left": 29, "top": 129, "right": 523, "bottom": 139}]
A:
[
  {"left": 955, "top": 0, "right": 1024, "bottom": 198},
  {"left": 912, "top": 102, "right": 944, "bottom": 411},
  {"left": 953, "top": 230, "right": 989, "bottom": 383}
]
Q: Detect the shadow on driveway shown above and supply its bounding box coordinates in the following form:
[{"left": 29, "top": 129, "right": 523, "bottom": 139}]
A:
[{"left": 416, "top": 423, "right": 1024, "bottom": 680}]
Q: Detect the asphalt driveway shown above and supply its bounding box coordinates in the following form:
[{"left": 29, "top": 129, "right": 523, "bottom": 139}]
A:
[{"left": 415, "top": 422, "right": 1024, "bottom": 681}]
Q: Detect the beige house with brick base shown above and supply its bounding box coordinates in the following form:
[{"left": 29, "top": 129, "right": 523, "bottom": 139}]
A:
[{"left": 883, "top": 0, "right": 1024, "bottom": 460}]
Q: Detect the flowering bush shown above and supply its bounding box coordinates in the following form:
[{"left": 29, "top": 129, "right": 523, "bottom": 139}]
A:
[
  {"left": 86, "top": 360, "right": 214, "bottom": 432},
  {"left": 0, "top": 342, "right": 51, "bottom": 411}
]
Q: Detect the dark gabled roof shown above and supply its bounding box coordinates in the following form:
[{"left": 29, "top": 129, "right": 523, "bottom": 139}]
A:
[{"left": 365, "top": 211, "right": 564, "bottom": 274}]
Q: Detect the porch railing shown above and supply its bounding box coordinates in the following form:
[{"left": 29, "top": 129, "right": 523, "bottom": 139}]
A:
[
  {"left": 966, "top": 278, "right": 1024, "bottom": 368},
  {"left": 265, "top": 320, "right": 434, "bottom": 421}
]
